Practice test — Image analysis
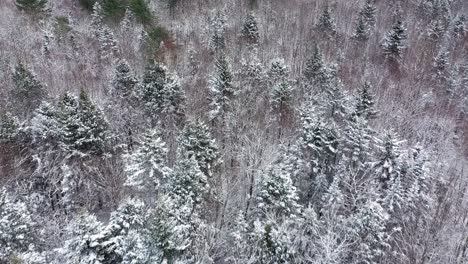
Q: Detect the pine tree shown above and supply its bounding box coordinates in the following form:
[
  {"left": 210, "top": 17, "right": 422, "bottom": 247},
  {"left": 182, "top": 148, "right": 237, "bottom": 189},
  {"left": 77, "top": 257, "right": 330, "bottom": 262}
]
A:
[
  {"left": 382, "top": 20, "right": 407, "bottom": 59},
  {"left": 348, "top": 200, "right": 390, "bottom": 264},
  {"left": 168, "top": 155, "right": 208, "bottom": 206},
  {"left": 208, "top": 53, "right": 235, "bottom": 122},
  {"left": 353, "top": 81, "right": 377, "bottom": 120},
  {"left": 427, "top": 18, "right": 446, "bottom": 41},
  {"left": 178, "top": 120, "right": 219, "bottom": 177},
  {"left": 359, "top": 0, "right": 377, "bottom": 27},
  {"left": 257, "top": 163, "right": 301, "bottom": 217},
  {"left": 0, "top": 112, "right": 21, "bottom": 144},
  {"left": 251, "top": 219, "right": 294, "bottom": 264},
  {"left": 453, "top": 14, "right": 466, "bottom": 37},
  {"left": 317, "top": 4, "right": 337, "bottom": 36},
  {"left": 125, "top": 128, "right": 172, "bottom": 191},
  {"left": 15, "top": 0, "right": 47, "bottom": 13},
  {"left": 0, "top": 189, "right": 37, "bottom": 260},
  {"left": 241, "top": 12, "right": 260, "bottom": 45},
  {"left": 271, "top": 81, "right": 294, "bottom": 114},
  {"left": 304, "top": 45, "right": 325, "bottom": 83},
  {"left": 98, "top": 26, "right": 119, "bottom": 60},
  {"left": 75, "top": 90, "right": 111, "bottom": 154},
  {"left": 57, "top": 92, "right": 80, "bottom": 151},
  {"left": 374, "top": 131, "right": 404, "bottom": 190},
  {"left": 29, "top": 101, "right": 61, "bottom": 144},
  {"left": 433, "top": 48, "right": 450, "bottom": 82},
  {"left": 268, "top": 58, "right": 289, "bottom": 85},
  {"left": 112, "top": 59, "right": 138, "bottom": 98},
  {"left": 209, "top": 10, "right": 227, "bottom": 52},
  {"left": 353, "top": 15, "right": 371, "bottom": 42},
  {"left": 138, "top": 61, "right": 185, "bottom": 118},
  {"left": 12, "top": 63, "right": 46, "bottom": 111},
  {"left": 239, "top": 49, "right": 265, "bottom": 85},
  {"left": 343, "top": 117, "right": 374, "bottom": 170}
]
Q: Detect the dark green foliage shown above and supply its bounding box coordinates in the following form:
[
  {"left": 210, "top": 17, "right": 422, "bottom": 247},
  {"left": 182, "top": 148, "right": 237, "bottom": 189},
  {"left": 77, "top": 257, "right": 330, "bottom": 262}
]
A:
[
  {"left": 15, "top": 0, "right": 47, "bottom": 13},
  {"left": 145, "top": 26, "right": 170, "bottom": 51},
  {"left": 58, "top": 91, "right": 110, "bottom": 155},
  {"left": 129, "top": 0, "right": 152, "bottom": 24},
  {"left": 11, "top": 63, "right": 46, "bottom": 111},
  {"left": 382, "top": 20, "right": 407, "bottom": 58},
  {"left": 353, "top": 82, "right": 377, "bottom": 120},
  {"left": 316, "top": 4, "right": 336, "bottom": 35},
  {"left": 54, "top": 16, "right": 72, "bottom": 39},
  {"left": 178, "top": 120, "right": 219, "bottom": 176},
  {"left": 101, "top": 0, "right": 126, "bottom": 20},
  {"left": 241, "top": 12, "right": 260, "bottom": 45},
  {"left": 79, "top": 0, "right": 96, "bottom": 11},
  {"left": 304, "top": 45, "right": 325, "bottom": 83},
  {"left": 0, "top": 112, "right": 20, "bottom": 143}
]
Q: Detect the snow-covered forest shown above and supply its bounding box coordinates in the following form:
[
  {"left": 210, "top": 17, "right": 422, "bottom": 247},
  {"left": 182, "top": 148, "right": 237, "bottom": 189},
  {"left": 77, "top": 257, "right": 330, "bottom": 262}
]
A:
[{"left": 0, "top": 0, "right": 468, "bottom": 263}]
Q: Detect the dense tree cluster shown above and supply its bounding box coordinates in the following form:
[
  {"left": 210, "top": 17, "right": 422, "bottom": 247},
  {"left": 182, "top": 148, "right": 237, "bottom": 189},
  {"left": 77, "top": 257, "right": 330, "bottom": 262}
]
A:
[{"left": 1, "top": 0, "right": 468, "bottom": 263}]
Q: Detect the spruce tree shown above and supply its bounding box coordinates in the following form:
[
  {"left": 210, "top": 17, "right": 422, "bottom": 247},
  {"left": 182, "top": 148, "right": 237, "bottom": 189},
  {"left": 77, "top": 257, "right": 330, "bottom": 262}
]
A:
[
  {"left": 353, "top": 81, "right": 377, "bottom": 120},
  {"left": 251, "top": 219, "right": 294, "bottom": 264},
  {"left": 209, "top": 10, "right": 227, "bottom": 52},
  {"left": 304, "top": 45, "right": 325, "bottom": 83},
  {"left": 433, "top": 48, "right": 450, "bottom": 82},
  {"left": 353, "top": 15, "right": 371, "bottom": 42},
  {"left": 382, "top": 20, "right": 407, "bottom": 59},
  {"left": 241, "top": 12, "right": 260, "bottom": 45},
  {"left": 178, "top": 120, "right": 219, "bottom": 177},
  {"left": 359, "top": 0, "right": 377, "bottom": 27},
  {"left": 208, "top": 53, "right": 235, "bottom": 122},
  {"left": 29, "top": 101, "right": 61, "bottom": 144},
  {"left": 375, "top": 131, "right": 404, "bottom": 190},
  {"left": 0, "top": 189, "right": 37, "bottom": 260},
  {"left": 257, "top": 163, "right": 301, "bottom": 217},
  {"left": 125, "top": 128, "right": 172, "bottom": 191},
  {"left": 271, "top": 81, "right": 294, "bottom": 114},
  {"left": 343, "top": 117, "right": 374, "bottom": 170},
  {"left": 0, "top": 112, "right": 20, "bottom": 144},
  {"left": 427, "top": 18, "right": 446, "bottom": 41},
  {"left": 112, "top": 59, "right": 138, "bottom": 98},
  {"left": 12, "top": 63, "right": 46, "bottom": 111},
  {"left": 317, "top": 4, "right": 337, "bottom": 36},
  {"left": 268, "top": 58, "right": 289, "bottom": 85},
  {"left": 15, "top": 0, "right": 47, "bottom": 13},
  {"left": 138, "top": 61, "right": 184, "bottom": 118},
  {"left": 348, "top": 200, "right": 390, "bottom": 264},
  {"left": 57, "top": 92, "right": 80, "bottom": 151},
  {"left": 453, "top": 14, "right": 466, "bottom": 37},
  {"left": 75, "top": 90, "right": 111, "bottom": 154}
]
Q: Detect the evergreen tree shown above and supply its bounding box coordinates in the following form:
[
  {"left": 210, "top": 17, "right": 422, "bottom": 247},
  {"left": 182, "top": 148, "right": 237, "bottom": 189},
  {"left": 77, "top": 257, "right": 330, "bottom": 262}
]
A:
[
  {"left": 129, "top": 0, "right": 152, "bottom": 25},
  {"left": 112, "top": 59, "right": 138, "bottom": 98},
  {"left": 138, "top": 61, "right": 184, "bottom": 118},
  {"left": 250, "top": 219, "right": 294, "bottom": 264},
  {"left": 348, "top": 200, "right": 390, "bottom": 264},
  {"left": 382, "top": 20, "right": 407, "bottom": 59},
  {"left": 29, "top": 101, "right": 61, "bottom": 144},
  {"left": 374, "top": 131, "right": 404, "bottom": 190},
  {"left": 353, "top": 15, "right": 371, "bottom": 42},
  {"left": 257, "top": 163, "right": 301, "bottom": 217},
  {"left": 343, "top": 117, "right": 374, "bottom": 170},
  {"left": 453, "top": 14, "right": 466, "bottom": 37},
  {"left": 209, "top": 10, "right": 227, "bottom": 52},
  {"left": 15, "top": 0, "right": 47, "bottom": 13},
  {"left": 268, "top": 58, "right": 289, "bottom": 85},
  {"left": 433, "top": 48, "right": 450, "bottom": 82},
  {"left": 304, "top": 45, "right": 325, "bottom": 83},
  {"left": 359, "top": 0, "right": 377, "bottom": 27},
  {"left": 75, "top": 90, "right": 111, "bottom": 154},
  {"left": 317, "top": 4, "right": 337, "bottom": 36},
  {"left": 208, "top": 53, "right": 235, "bottom": 122},
  {"left": 427, "top": 18, "right": 446, "bottom": 41},
  {"left": 12, "top": 63, "right": 46, "bottom": 111},
  {"left": 239, "top": 49, "right": 265, "bottom": 85},
  {"left": 241, "top": 12, "right": 260, "bottom": 45},
  {"left": 168, "top": 155, "right": 208, "bottom": 206},
  {"left": 0, "top": 112, "right": 21, "bottom": 144},
  {"left": 271, "top": 81, "right": 294, "bottom": 115},
  {"left": 0, "top": 189, "right": 37, "bottom": 261},
  {"left": 125, "top": 128, "right": 172, "bottom": 191},
  {"left": 57, "top": 92, "right": 80, "bottom": 151},
  {"left": 178, "top": 120, "right": 219, "bottom": 177},
  {"left": 353, "top": 81, "right": 377, "bottom": 120}
]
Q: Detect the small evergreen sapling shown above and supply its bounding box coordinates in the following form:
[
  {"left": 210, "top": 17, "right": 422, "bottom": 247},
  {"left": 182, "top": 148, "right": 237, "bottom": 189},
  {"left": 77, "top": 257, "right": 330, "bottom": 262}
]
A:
[
  {"left": 317, "top": 4, "right": 337, "bottom": 36},
  {"left": 12, "top": 63, "right": 46, "bottom": 111},
  {"left": 241, "top": 12, "right": 260, "bottom": 45}
]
